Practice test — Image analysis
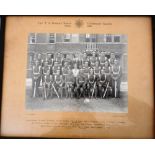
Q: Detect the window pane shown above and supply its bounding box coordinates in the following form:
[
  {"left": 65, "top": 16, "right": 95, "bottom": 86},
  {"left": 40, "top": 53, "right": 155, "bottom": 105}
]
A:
[
  {"left": 64, "top": 34, "right": 71, "bottom": 42},
  {"left": 29, "top": 33, "right": 36, "bottom": 43},
  {"left": 114, "top": 36, "right": 120, "bottom": 42},
  {"left": 49, "top": 33, "right": 55, "bottom": 43},
  {"left": 106, "top": 35, "right": 112, "bottom": 42}
]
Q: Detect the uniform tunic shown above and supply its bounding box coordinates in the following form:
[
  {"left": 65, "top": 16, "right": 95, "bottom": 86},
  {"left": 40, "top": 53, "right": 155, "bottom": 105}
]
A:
[
  {"left": 90, "top": 56, "right": 97, "bottom": 67},
  {"left": 99, "top": 56, "right": 106, "bottom": 67},
  {"left": 109, "top": 58, "right": 115, "bottom": 67},
  {"left": 111, "top": 65, "right": 121, "bottom": 97}
]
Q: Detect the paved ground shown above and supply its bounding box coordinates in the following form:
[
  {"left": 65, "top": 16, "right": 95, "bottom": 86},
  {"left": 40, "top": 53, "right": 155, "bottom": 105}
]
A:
[{"left": 25, "top": 88, "right": 128, "bottom": 113}]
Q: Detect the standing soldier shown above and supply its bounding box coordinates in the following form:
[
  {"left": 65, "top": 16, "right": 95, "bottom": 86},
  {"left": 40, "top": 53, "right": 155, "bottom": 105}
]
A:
[
  {"left": 103, "top": 61, "right": 112, "bottom": 98},
  {"left": 42, "top": 61, "right": 51, "bottom": 83},
  {"left": 109, "top": 53, "right": 116, "bottom": 67},
  {"left": 42, "top": 69, "right": 53, "bottom": 100},
  {"left": 90, "top": 51, "right": 97, "bottom": 68},
  {"left": 88, "top": 68, "right": 96, "bottom": 98},
  {"left": 55, "top": 52, "right": 63, "bottom": 66},
  {"left": 82, "top": 62, "right": 90, "bottom": 97},
  {"left": 99, "top": 51, "right": 108, "bottom": 67},
  {"left": 94, "top": 61, "right": 101, "bottom": 80},
  {"left": 32, "top": 60, "right": 42, "bottom": 98},
  {"left": 61, "top": 62, "right": 70, "bottom": 97},
  {"left": 46, "top": 53, "right": 53, "bottom": 74},
  {"left": 82, "top": 61, "right": 90, "bottom": 78},
  {"left": 65, "top": 69, "right": 75, "bottom": 98},
  {"left": 35, "top": 53, "right": 43, "bottom": 86},
  {"left": 98, "top": 68, "right": 106, "bottom": 98},
  {"left": 37, "top": 53, "right": 43, "bottom": 67},
  {"left": 111, "top": 59, "right": 121, "bottom": 98},
  {"left": 52, "top": 62, "right": 61, "bottom": 76},
  {"left": 94, "top": 61, "right": 101, "bottom": 98},
  {"left": 82, "top": 52, "right": 89, "bottom": 66},
  {"left": 62, "top": 62, "right": 70, "bottom": 81},
  {"left": 54, "top": 69, "right": 63, "bottom": 98},
  {"left": 76, "top": 69, "right": 86, "bottom": 98}
]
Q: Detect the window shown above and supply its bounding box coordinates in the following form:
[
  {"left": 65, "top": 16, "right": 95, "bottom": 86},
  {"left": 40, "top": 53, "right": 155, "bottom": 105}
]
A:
[
  {"left": 49, "top": 33, "right": 55, "bottom": 43},
  {"left": 29, "top": 33, "right": 36, "bottom": 43},
  {"left": 91, "top": 34, "right": 96, "bottom": 42},
  {"left": 64, "top": 34, "right": 71, "bottom": 42},
  {"left": 106, "top": 34, "right": 112, "bottom": 42},
  {"left": 85, "top": 34, "right": 90, "bottom": 42},
  {"left": 114, "top": 35, "right": 120, "bottom": 42}
]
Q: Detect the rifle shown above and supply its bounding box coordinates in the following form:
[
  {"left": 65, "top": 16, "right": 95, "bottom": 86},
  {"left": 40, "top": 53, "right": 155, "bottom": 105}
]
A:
[
  {"left": 43, "top": 82, "right": 47, "bottom": 99},
  {"left": 115, "top": 80, "right": 117, "bottom": 98},
  {"left": 52, "top": 83, "right": 60, "bottom": 98},
  {"left": 91, "top": 82, "right": 96, "bottom": 98},
  {"left": 33, "top": 80, "right": 37, "bottom": 98},
  {"left": 103, "top": 82, "right": 109, "bottom": 98}
]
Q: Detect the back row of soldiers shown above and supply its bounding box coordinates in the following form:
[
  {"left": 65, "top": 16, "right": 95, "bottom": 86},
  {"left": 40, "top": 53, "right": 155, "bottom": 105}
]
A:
[{"left": 32, "top": 51, "right": 121, "bottom": 99}]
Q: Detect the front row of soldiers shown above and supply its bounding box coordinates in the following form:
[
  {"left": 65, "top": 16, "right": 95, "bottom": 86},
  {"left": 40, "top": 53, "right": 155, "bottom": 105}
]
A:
[{"left": 32, "top": 52, "right": 121, "bottom": 100}]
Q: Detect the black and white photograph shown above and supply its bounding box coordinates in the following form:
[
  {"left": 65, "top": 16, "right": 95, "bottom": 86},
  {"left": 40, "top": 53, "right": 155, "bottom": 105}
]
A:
[{"left": 26, "top": 33, "right": 128, "bottom": 112}]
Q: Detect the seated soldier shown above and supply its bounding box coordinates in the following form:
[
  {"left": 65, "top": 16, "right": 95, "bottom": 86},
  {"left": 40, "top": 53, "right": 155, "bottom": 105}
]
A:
[
  {"left": 54, "top": 69, "right": 63, "bottom": 98},
  {"left": 72, "top": 63, "right": 80, "bottom": 81},
  {"left": 76, "top": 69, "right": 86, "bottom": 98}
]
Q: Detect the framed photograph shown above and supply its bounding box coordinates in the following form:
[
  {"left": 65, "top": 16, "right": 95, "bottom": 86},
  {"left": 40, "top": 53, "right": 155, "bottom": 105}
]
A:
[{"left": 0, "top": 16, "right": 154, "bottom": 138}]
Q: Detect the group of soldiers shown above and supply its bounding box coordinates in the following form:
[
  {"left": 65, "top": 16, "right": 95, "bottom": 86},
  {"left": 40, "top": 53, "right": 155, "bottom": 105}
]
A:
[{"left": 31, "top": 51, "right": 121, "bottom": 100}]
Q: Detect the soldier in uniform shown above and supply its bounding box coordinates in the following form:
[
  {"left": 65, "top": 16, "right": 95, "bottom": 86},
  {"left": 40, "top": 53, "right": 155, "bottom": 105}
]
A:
[
  {"left": 111, "top": 59, "right": 121, "bottom": 98},
  {"left": 42, "top": 61, "right": 51, "bottom": 83},
  {"left": 46, "top": 53, "right": 53, "bottom": 74},
  {"left": 52, "top": 62, "right": 61, "bottom": 76},
  {"left": 35, "top": 53, "right": 43, "bottom": 86},
  {"left": 81, "top": 62, "right": 90, "bottom": 97},
  {"left": 98, "top": 68, "right": 106, "bottom": 98},
  {"left": 99, "top": 51, "right": 108, "bottom": 67},
  {"left": 103, "top": 61, "right": 112, "bottom": 98},
  {"left": 37, "top": 53, "right": 43, "bottom": 66},
  {"left": 76, "top": 69, "right": 87, "bottom": 98},
  {"left": 32, "top": 60, "right": 42, "bottom": 98},
  {"left": 62, "top": 62, "right": 70, "bottom": 80},
  {"left": 72, "top": 63, "right": 80, "bottom": 98},
  {"left": 65, "top": 69, "right": 75, "bottom": 98},
  {"left": 82, "top": 52, "right": 89, "bottom": 66},
  {"left": 94, "top": 61, "right": 101, "bottom": 80},
  {"left": 55, "top": 52, "right": 63, "bottom": 66},
  {"left": 109, "top": 53, "right": 116, "bottom": 67},
  {"left": 42, "top": 69, "right": 54, "bottom": 99},
  {"left": 54, "top": 69, "right": 63, "bottom": 98},
  {"left": 90, "top": 51, "right": 97, "bottom": 68},
  {"left": 88, "top": 68, "right": 96, "bottom": 98}
]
